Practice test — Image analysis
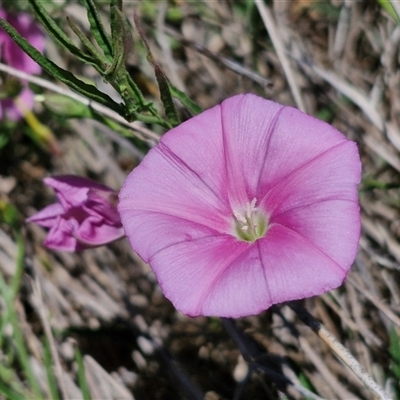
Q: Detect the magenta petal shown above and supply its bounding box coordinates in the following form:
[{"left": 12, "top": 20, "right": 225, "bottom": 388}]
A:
[
  {"left": 119, "top": 210, "right": 222, "bottom": 262},
  {"left": 28, "top": 175, "right": 123, "bottom": 251},
  {"left": 43, "top": 218, "right": 79, "bottom": 252},
  {"left": 118, "top": 145, "right": 231, "bottom": 233},
  {"left": 160, "top": 103, "right": 229, "bottom": 204},
  {"left": 257, "top": 225, "right": 347, "bottom": 305},
  {"left": 84, "top": 189, "right": 120, "bottom": 225},
  {"left": 262, "top": 141, "right": 361, "bottom": 215},
  {"left": 200, "top": 244, "right": 273, "bottom": 317},
  {"left": 148, "top": 236, "right": 250, "bottom": 316},
  {"left": 76, "top": 217, "right": 125, "bottom": 246},
  {"left": 257, "top": 105, "right": 349, "bottom": 196},
  {"left": 118, "top": 94, "right": 362, "bottom": 317},
  {"left": 274, "top": 200, "right": 360, "bottom": 268},
  {"left": 220, "top": 94, "right": 284, "bottom": 207},
  {"left": 4, "top": 87, "right": 34, "bottom": 121},
  {"left": 44, "top": 176, "right": 112, "bottom": 208},
  {"left": 26, "top": 203, "right": 64, "bottom": 227},
  {"left": 3, "top": 12, "right": 45, "bottom": 75}
]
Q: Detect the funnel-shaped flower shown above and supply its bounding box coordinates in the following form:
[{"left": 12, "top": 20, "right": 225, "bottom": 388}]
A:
[
  {"left": 0, "top": 9, "right": 45, "bottom": 120},
  {"left": 27, "top": 176, "right": 125, "bottom": 252},
  {"left": 118, "top": 94, "right": 361, "bottom": 317}
]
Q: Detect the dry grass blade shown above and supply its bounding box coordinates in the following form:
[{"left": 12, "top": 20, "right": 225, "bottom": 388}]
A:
[
  {"left": 289, "top": 302, "right": 390, "bottom": 400},
  {"left": 30, "top": 277, "right": 69, "bottom": 399},
  {"left": 255, "top": 0, "right": 306, "bottom": 111},
  {"left": 0, "top": 62, "right": 160, "bottom": 145}
]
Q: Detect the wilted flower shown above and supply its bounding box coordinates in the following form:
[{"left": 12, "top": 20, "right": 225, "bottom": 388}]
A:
[
  {"left": 27, "top": 176, "right": 125, "bottom": 252},
  {"left": 0, "top": 9, "right": 45, "bottom": 120},
  {"left": 118, "top": 94, "right": 361, "bottom": 318}
]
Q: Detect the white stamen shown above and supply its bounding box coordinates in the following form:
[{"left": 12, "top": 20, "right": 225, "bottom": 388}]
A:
[{"left": 232, "top": 198, "right": 267, "bottom": 242}]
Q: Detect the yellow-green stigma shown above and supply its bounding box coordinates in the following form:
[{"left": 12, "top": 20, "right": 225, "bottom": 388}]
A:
[{"left": 233, "top": 198, "right": 268, "bottom": 243}]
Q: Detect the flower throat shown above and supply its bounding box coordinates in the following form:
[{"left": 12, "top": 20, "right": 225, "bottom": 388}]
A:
[{"left": 233, "top": 198, "right": 268, "bottom": 243}]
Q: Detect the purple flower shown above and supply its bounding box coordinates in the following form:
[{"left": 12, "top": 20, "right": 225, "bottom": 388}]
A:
[
  {"left": 0, "top": 9, "right": 45, "bottom": 120},
  {"left": 27, "top": 176, "right": 125, "bottom": 252},
  {"left": 118, "top": 94, "right": 361, "bottom": 318}
]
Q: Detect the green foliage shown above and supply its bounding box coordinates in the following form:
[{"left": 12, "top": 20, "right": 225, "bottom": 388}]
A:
[
  {"left": 75, "top": 348, "right": 91, "bottom": 400},
  {"left": 42, "top": 94, "right": 94, "bottom": 118},
  {"left": 0, "top": 0, "right": 183, "bottom": 130},
  {"left": 390, "top": 327, "right": 400, "bottom": 378},
  {"left": 0, "top": 228, "right": 43, "bottom": 399},
  {"left": 43, "top": 339, "right": 61, "bottom": 400},
  {"left": 377, "top": 0, "right": 400, "bottom": 24},
  {"left": 389, "top": 327, "right": 400, "bottom": 399},
  {"left": 0, "top": 16, "right": 123, "bottom": 113},
  {"left": 133, "top": 10, "right": 180, "bottom": 127}
]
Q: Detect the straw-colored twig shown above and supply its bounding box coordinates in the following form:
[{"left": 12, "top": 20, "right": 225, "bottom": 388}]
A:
[
  {"left": 163, "top": 26, "right": 272, "bottom": 88},
  {"left": 255, "top": 0, "right": 306, "bottom": 112},
  {"left": 289, "top": 302, "right": 390, "bottom": 400},
  {"left": 0, "top": 62, "right": 160, "bottom": 144},
  {"left": 347, "top": 276, "right": 400, "bottom": 328},
  {"left": 30, "top": 277, "right": 69, "bottom": 400}
]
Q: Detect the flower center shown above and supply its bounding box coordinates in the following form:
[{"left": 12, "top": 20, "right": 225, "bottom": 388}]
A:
[{"left": 233, "top": 198, "right": 268, "bottom": 243}]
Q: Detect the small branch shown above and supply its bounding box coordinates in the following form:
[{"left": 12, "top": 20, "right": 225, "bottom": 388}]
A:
[
  {"left": 30, "top": 277, "right": 69, "bottom": 400},
  {"left": 255, "top": 0, "right": 306, "bottom": 112},
  {"left": 289, "top": 301, "right": 390, "bottom": 400},
  {"left": 0, "top": 62, "right": 160, "bottom": 145},
  {"left": 162, "top": 26, "right": 272, "bottom": 89},
  {"left": 222, "top": 318, "right": 327, "bottom": 400}
]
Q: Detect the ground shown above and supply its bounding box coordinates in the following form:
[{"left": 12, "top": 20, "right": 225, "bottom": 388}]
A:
[{"left": 0, "top": 1, "right": 399, "bottom": 399}]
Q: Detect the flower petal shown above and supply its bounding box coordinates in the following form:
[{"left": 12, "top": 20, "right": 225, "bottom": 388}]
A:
[
  {"left": 200, "top": 244, "right": 273, "bottom": 317},
  {"left": 76, "top": 216, "right": 125, "bottom": 246},
  {"left": 26, "top": 203, "right": 64, "bottom": 227},
  {"left": 44, "top": 176, "right": 112, "bottom": 208},
  {"left": 220, "top": 94, "right": 284, "bottom": 207},
  {"left": 273, "top": 199, "right": 360, "bottom": 268},
  {"left": 118, "top": 144, "right": 231, "bottom": 233},
  {"left": 119, "top": 209, "right": 222, "bottom": 262},
  {"left": 3, "top": 12, "right": 45, "bottom": 75},
  {"left": 43, "top": 217, "right": 79, "bottom": 252},
  {"left": 256, "top": 224, "right": 347, "bottom": 305},
  {"left": 159, "top": 103, "right": 229, "bottom": 204},
  {"left": 256, "top": 105, "right": 349, "bottom": 197},
  {"left": 261, "top": 140, "right": 361, "bottom": 215},
  {"left": 148, "top": 235, "right": 251, "bottom": 316}
]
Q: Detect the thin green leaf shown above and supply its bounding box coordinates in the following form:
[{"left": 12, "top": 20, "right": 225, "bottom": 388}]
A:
[
  {"left": 66, "top": 16, "right": 109, "bottom": 69},
  {"left": 377, "top": 0, "right": 400, "bottom": 24},
  {"left": 0, "top": 362, "right": 30, "bottom": 399},
  {"left": 10, "top": 231, "right": 24, "bottom": 301},
  {"left": 75, "top": 349, "right": 91, "bottom": 400},
  {"left": 105, "top": 6, "right": 127, "bottom": 79},
  {"left": 43, "top": 94, "right": 94, "bottom": 118},
  {"left": 110, "top": 0, "right": 123, "bottom": 45},
  {"left": 133, "top": 11, "right": 178, "bottom": 126},
  {"left": 0, "top": 267, "right": 43, "bottom": 399},
  {"left": 169, "top": 84, "right": 203, "bottom": 115},
  {"left": 0, "top": 18, "right": 124, "bottom": 114},
  {"left": 43, "top": 339, "right": 61, "bottom": 400},
  {"left": 133, "top": 10, "right": 154, "bottom": 63},
  {"left": 0, "top": 379, "right": 28, "bottom": 400},
  {"left": 28, "top": 0, "right": 94, "bottom": 65},
  {"left": 81, "top": 0, "right": 113, "bottom": 59},
  {"left": 154, "top": 65, "right": 180, "bottom": 127},
  {"left": 390, "top": 327, "right": 400, "bottom": 380}
]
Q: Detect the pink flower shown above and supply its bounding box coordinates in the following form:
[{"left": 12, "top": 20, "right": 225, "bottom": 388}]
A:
[
  {"left": 118, "top": 94, "right": 361, "bottom": 318},
  {"left": 0, "top": 9, "right": 45, "bottom": 120},
  {"left": 27, "top": 176, "right": 125, "bottom": 252}
]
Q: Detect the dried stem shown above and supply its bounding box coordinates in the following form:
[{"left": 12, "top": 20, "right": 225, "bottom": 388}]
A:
[
  {"left": 0, "top": 62, "right": 160, "bottom": 144},
  {"left": 30, "top": 277, "right": 69, "bottom": 400},
  {"left": 289, "top": 301, "right": 390, "bottom": 400},
  {"left": 255, "top": 0, "right": 306, "bottom": 112}
]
